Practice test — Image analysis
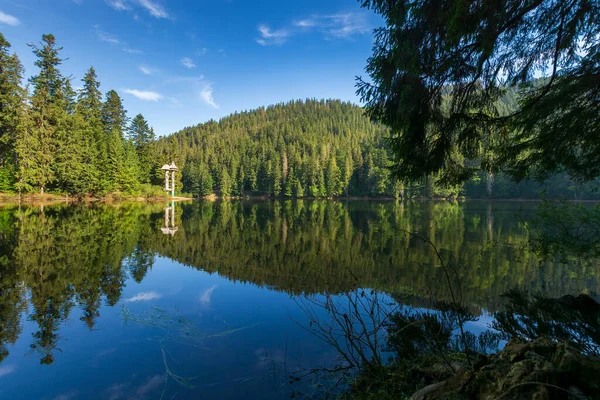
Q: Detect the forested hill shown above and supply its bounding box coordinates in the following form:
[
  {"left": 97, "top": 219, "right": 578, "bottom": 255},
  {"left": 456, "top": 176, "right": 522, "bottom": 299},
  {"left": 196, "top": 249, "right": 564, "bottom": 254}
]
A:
[
  {"left": 157, "top": 99, "right": 600, "bottom": 200},
  {"left": 159, "top": 99, "right": 405, "bottom": 198}
]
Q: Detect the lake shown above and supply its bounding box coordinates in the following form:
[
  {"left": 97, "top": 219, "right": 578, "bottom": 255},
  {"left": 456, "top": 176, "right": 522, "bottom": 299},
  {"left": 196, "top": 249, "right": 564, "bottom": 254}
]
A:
[{"left": 0, "top": 200, "right": 597, "bottom": 399}]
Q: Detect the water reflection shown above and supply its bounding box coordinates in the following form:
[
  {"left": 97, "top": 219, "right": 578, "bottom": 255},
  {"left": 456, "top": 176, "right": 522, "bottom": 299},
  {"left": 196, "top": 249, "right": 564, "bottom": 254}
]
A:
[
  {"left": 161, "top": 202, "right": 179, "bottom": 236},
  {"left": 0, "top": 200, "right": 597, "bottom": 398}
]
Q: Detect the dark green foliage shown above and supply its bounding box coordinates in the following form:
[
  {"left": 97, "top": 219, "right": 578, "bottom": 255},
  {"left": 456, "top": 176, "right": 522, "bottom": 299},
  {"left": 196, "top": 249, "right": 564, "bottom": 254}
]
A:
[
  {"left": 129, "top": 114, "right": 157, "bottom": 185},
  {"left": 358, "top": 0, "right": 600, "bottom": 185},
  {"left": 157, "top": 99, "right": 600, "bottom": 199},
  {"left": 18, "top": 34, "right": 67, "bottom": 194},
  {"left": 1, "top": 34, "right": 157, "bottom": 196},
  {"left": 157, "top": 100, "right": 410, "bottom": 199}
]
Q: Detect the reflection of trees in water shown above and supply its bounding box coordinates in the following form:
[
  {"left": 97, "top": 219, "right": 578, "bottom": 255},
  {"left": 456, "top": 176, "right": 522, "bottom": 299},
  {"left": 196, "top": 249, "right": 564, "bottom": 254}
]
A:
[
  {"left": 0, "top": 200, "right": 598, "bottom": 364},
  {"left": 157, "top": 201, "right": 599, "bottom": 308},
  {"left": 0, "top": 204, "right": 163, "bottom": 364}
]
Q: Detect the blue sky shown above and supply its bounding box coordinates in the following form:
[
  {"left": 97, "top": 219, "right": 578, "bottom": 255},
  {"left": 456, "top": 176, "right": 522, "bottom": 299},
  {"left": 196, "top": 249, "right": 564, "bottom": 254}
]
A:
[{"left": 0, "top": 0, "right": 378, "bottom": 136}]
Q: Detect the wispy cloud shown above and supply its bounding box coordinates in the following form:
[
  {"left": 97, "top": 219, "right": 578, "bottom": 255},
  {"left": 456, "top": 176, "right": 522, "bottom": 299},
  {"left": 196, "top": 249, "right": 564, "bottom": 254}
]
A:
[
  {"left": 124, "top": 290, "right": 162, "bottom": 301},
  {"left": 94, "top": 25, "right": 120, "bottom": 44},
  {"left": 180, "top": 57, "right": 196, "bottom": 69},
  {"left": 123, "top": 47, "right": 144, "bottom": 54},
  {"left": 197, "top": 47, "right": 208, "bottom": 56},
  {"left": 0, "top": 11, "right": 20, "bottom": 26},
  {"left": 295, "top": 19, "right": 316, "bottom": 28},
  {"left": 163, "top": 75, "right": 217, "bottom": 109},
  {"left": 294, "top": 12, "right": 371, "bottom": 39},
  {"left": 256, "top": 24, "right": 290, "bottom": 46},
  {"left": 256, "top": 12, "right": 371, "bottom": 46},
  {"left": 135, "top": 375, "right": 164, "bottom": 397},
  {"left": 139, "top": 66, "right": 154, "bottom": 75},
  {"left": 105, "top": 0, "right": 169, "bottom": 19},
  {"left": 106, "top": 0, "right": 128, "bottom": 11},
  {"left": 200, "top": 84, "right": 218, "bottom": 109},
  {"left": 94, "top": 25, "right": 144, "bottom": 54},
  {"left": 199, "top": 285, "right": 217, "bottom": 303},
  {"left": 136, "top": 0, "right": 168, "bottom": 18},
  {"left": 52, "top": 391, "right": 78, "bottom": 400},
  {"left": 0, "top": 365, "right": 16, "bottom": 378}
]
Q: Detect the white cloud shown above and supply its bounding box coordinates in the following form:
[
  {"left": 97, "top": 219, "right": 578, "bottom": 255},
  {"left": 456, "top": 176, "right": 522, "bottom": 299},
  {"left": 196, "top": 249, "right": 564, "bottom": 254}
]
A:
[
  {"left": 180, "top": 57, "right": 196, "bottom": 69},
  {"left": 324, "top": 13, "right": 371, "bottom": 38},
  {"left": 106, "top": 0, "right": 169, "bottom": 19},
  {"left": 295, "top": 19, "right": 316, "bottom": 28},
  {"left": 0, "top": 11, "right": 20, "bottom": 26},
  {"left": 94, "top": 26, "right": 120, "bottom": 44},
  {"left": 200, "top": 84, "right": 218, "bottom": 109},
  {"left": 0, "top": 365, "right": 15, "bottom": 378},
  {"left": 199, "top": 285, "right": 217, "bottom": 303},
  {"left": 166, "top": 97, "right": 184, "bottom": 108},
  {"left": 122, "top": 47, "right": 144, "bottom": 54},
  {"left": 197, "top": 47, "right": 207, "bottom": 56},
  {"left": 106, "top": 0, "right": 129, "bottom": 10},
  {"left": 139, "top": 66, "right": 154, "bottom": 75},
  {"left": 256, "top": 24, "right": 289, "bottom": 46},
  {"left": 124, "top": 291, "right": 162, "bottom": 302},
  {"left": 123, "top": 89, "right": 162, "bottom": 102},
  {"left": 292, "top": 12, "right": 371, "bottom": 40},
  {"left": 136, "top": 0, "right": 168, "bottom": 18}
]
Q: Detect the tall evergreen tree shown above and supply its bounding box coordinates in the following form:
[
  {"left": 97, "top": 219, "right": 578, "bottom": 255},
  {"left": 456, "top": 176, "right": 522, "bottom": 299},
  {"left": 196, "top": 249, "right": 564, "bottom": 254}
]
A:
[
  {"left": 128, "top": 114, "right": 155, "bottom": 184},
  {"left": 77, "top": 67, "right": 105, "bottom": 193},
  {"left": 101, "top": 90, "right": 127, "bottom": 191},
  {"left": 18, "top": 34, "right": 66, "bottom": 194}
]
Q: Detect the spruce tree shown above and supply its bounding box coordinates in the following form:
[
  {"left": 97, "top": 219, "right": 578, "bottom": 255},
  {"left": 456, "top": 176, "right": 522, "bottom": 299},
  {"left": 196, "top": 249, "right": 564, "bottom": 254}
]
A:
[
  {"left": 101, "top": 90, "right": 127, "bottom": 191},
  {"left": 19, "top": 34, "right": 66, "bottom": 194},
  {"left": 77, "top": 67, "right": 105, "bottom": 193},
  {"left": 128, "top": 114, "right": 155, "bottom": 184}
]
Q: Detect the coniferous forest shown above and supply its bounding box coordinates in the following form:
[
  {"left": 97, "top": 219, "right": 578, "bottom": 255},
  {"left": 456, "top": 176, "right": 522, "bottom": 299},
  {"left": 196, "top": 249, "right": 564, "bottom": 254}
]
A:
[
  {"left": 0, "top": 33, "right": 163, "bottom": 197},
  {"left": 1, "top": 32, "right": 598, "bottom": 200}
]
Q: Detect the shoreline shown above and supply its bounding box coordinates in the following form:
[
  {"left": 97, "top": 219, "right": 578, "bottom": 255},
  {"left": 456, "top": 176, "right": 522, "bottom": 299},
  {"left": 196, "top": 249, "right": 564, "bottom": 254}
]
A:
[
  {"left": 2, "top": 193, "right": 599, "bottom": 207},
  {"left": 0, "top": 193, "right": 193, "bottom": 206}
]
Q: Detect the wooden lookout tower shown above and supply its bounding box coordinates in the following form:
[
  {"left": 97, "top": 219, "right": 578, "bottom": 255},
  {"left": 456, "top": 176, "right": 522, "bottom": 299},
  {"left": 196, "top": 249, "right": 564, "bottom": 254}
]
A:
[{"left": 161, "top": 161, "right": 179, "bottom": 197}]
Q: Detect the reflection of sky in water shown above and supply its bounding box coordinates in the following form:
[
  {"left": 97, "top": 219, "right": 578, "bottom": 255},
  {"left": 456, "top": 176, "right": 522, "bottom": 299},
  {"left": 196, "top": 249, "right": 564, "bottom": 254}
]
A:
[
  {"left": 1, "top": 200, "right": 593, "bottom": 399},
  {"left": 0, "top": 257, "right": 341, "bottom": 400}
]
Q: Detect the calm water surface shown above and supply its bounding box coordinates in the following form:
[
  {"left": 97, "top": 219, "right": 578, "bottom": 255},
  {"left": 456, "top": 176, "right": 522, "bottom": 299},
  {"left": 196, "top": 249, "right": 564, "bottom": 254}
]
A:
[{"left": 0, "top": 200, "right": 597, "bottom": 399}]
